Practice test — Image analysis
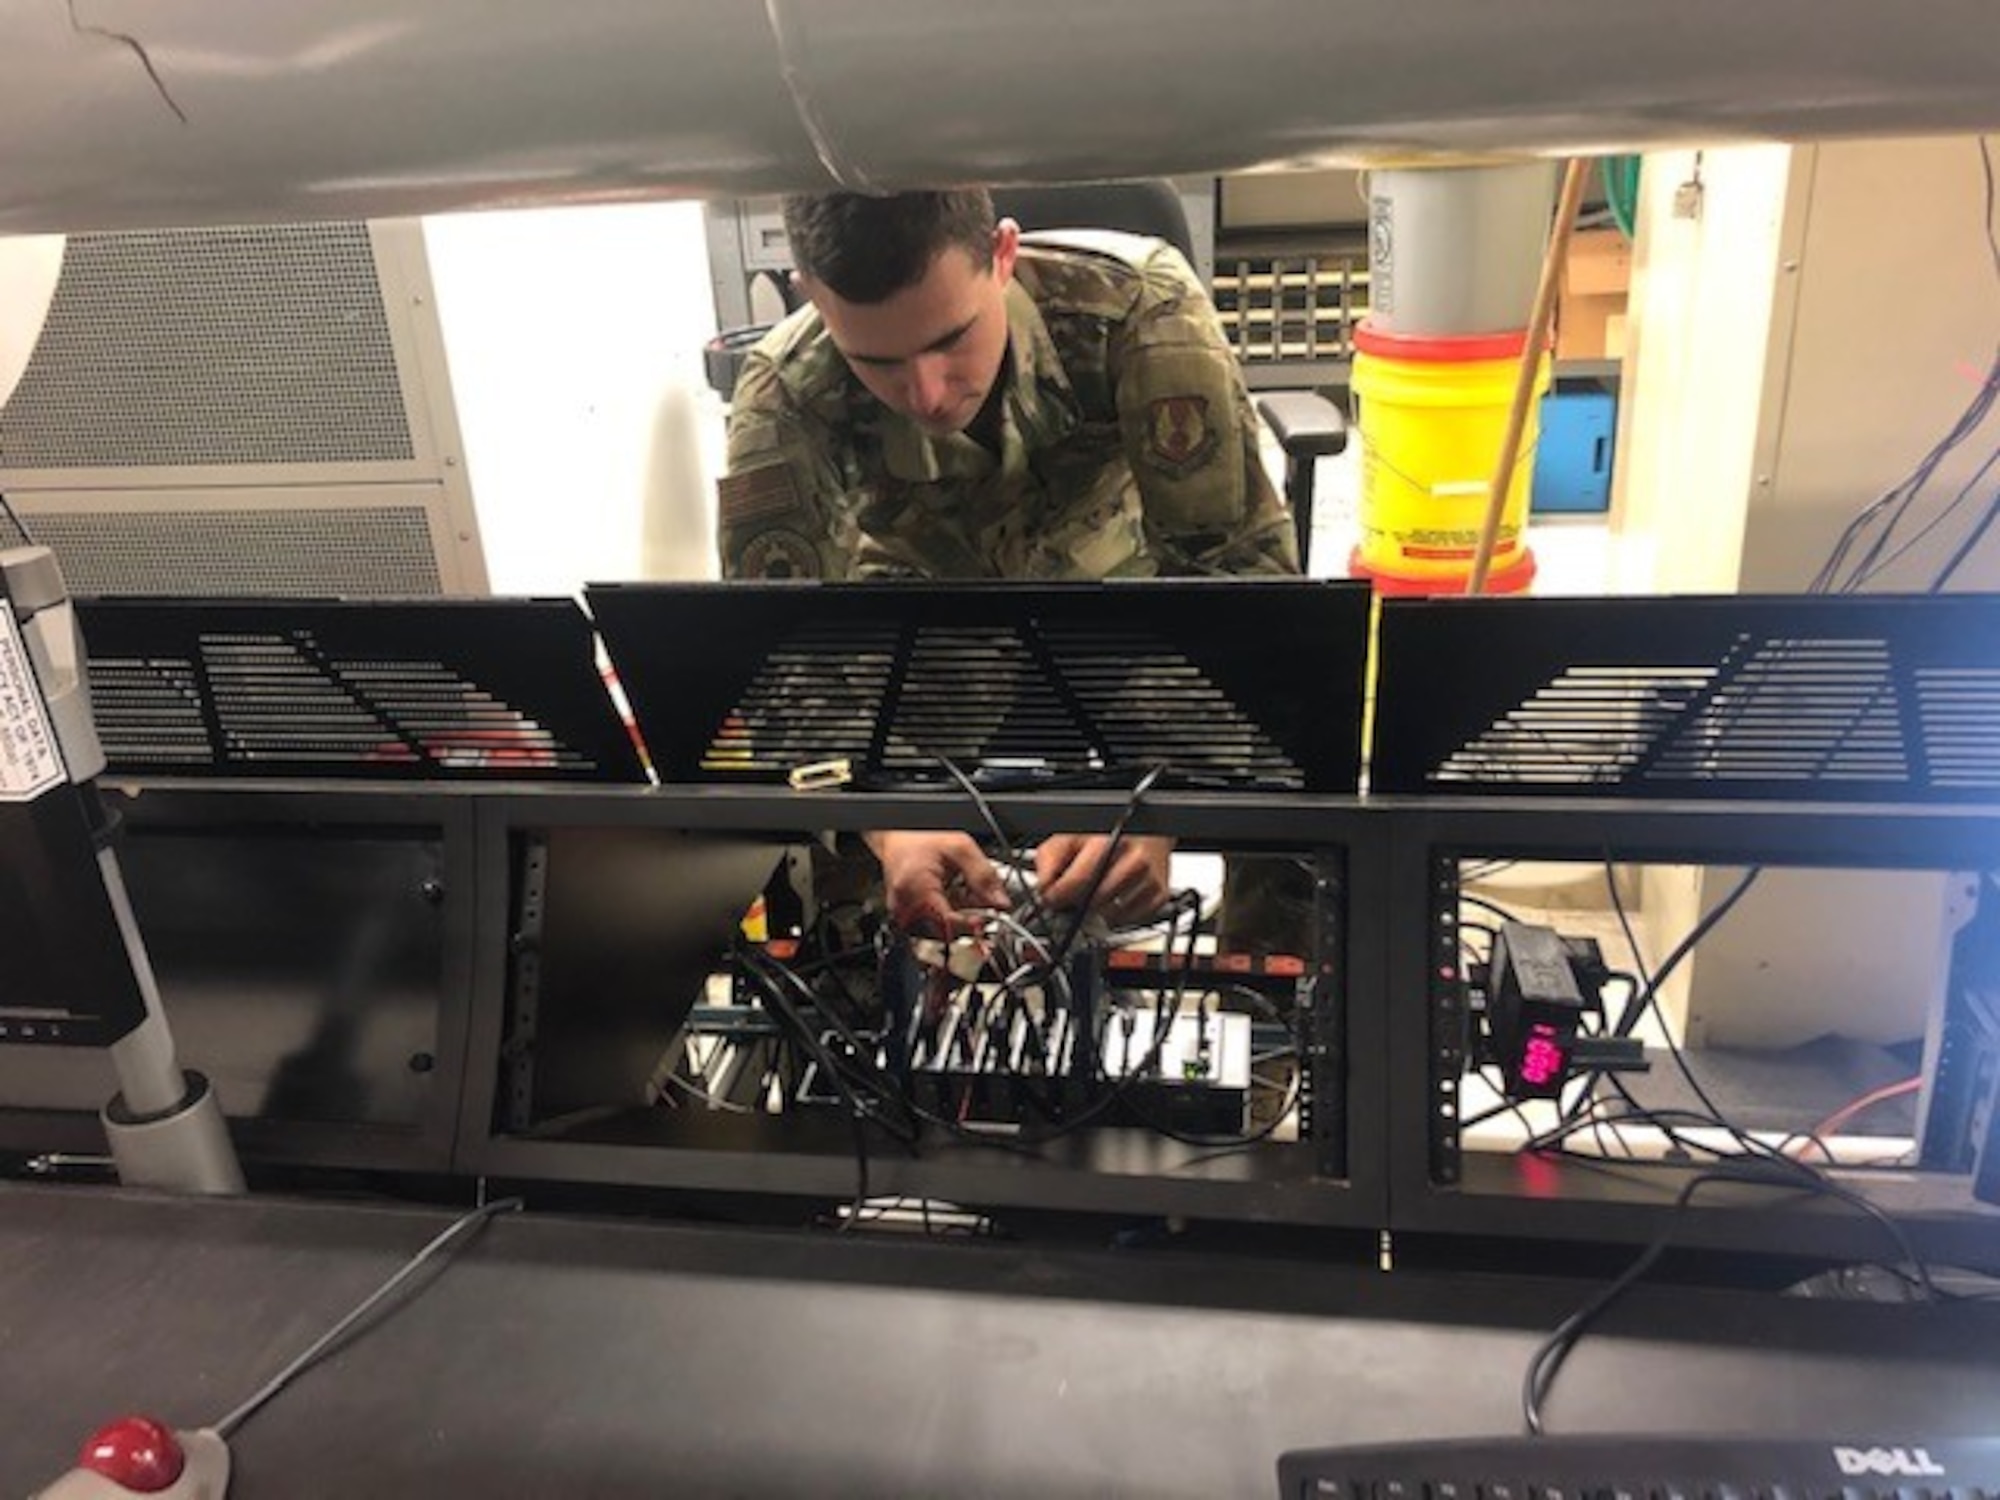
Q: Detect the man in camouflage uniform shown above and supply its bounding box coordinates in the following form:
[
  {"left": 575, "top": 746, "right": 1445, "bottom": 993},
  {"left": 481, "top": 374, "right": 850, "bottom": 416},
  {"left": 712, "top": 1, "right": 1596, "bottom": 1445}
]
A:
[{"left": 719, "top": 190, "right": 1304, "bottom": 939}]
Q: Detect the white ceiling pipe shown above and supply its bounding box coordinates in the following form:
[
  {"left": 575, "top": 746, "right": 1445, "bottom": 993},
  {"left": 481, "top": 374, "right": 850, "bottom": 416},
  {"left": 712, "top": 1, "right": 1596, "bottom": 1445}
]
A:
[
  {"left": 2, "top": 0, "right": 1999, "bottom": 233},
  {"left": 0, "top": 237, "right": 66, "bottom": 408}
]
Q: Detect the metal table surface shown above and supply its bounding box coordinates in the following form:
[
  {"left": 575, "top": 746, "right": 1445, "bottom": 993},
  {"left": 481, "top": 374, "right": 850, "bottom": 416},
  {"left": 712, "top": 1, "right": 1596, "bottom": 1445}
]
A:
[{"left": 1, "top": 1184, "right": 1993, "bottom": 1498}]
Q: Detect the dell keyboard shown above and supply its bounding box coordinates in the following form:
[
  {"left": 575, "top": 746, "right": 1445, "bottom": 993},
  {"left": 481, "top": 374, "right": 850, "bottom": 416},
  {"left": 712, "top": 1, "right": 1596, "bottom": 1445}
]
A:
[{"left": 1277, "top": 1435, "right": 2000, "bottom": 1500}]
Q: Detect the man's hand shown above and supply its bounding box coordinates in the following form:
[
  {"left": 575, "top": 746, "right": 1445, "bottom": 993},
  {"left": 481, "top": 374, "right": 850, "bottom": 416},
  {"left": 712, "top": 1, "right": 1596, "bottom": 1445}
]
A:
[
  {"left": 1035, "top": 834, "right": 1174, "bottom": 923},
  {"left": 865, "top": 831, "right": 1011, "bottom": 937}
]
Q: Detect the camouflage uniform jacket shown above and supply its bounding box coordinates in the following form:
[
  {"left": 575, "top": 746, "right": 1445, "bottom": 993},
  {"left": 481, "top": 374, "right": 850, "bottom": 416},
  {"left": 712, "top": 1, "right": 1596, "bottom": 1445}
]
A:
[{"left": 718, "top": 232, "right": 1300, "bottom": 581}]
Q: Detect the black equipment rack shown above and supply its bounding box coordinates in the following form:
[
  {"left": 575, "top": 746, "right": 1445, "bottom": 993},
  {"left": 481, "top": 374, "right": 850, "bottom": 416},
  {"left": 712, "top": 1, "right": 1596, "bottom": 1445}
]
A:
[
  {"left": 1373, "top": 592, "right": 2000, "bottom": 1273},
  {"left": 7, "top": 586, "right": 1994, "bottom": 1272}
]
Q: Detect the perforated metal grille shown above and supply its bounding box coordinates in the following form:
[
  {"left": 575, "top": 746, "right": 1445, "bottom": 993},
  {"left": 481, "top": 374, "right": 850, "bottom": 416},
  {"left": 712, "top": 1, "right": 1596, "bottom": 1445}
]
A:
[
  {"left": 886, "top": 625, "right": 1085, "bottom": 772},
  {"left": 0, "top": 222, "right": 414, "bottom": 470},
  {"left": 1647, "top": 638, "right": 1907, "bottom": 785},
  {"left": 1424, "top": 665, "right": 1718, "bottom": 788},
  {"left": 595, "top": 580, "right": 1369, "bottom": 794},
  {"left": 1430, "top": 643, "right": 1919, "bottom": 788},
  {"left": 1917, "top": 667, "right": 2000, "bottom": 790},
  {"left": 91, "top": 635, "right": 586, "bottom": 773},
  {"left": 1374, "top": 596, "right": 2000, "bottom": 803},
  {"left": 76, "top": 599, "right": 645, "bottom": 783},
  {"left": 701, "top": 619, "right": 1306, "bottom": 788},
  {"left": 86, "top": 658, "right": 210, "bottom": 766},
  {"left": 24, "top": 506, "right": 442, "bottom": 597},
  {"left": 702, "top": 621, "right": 898, "bottom": 773},
  {"left": 1035, "top": 622, "right": 1304, "bottom": 786}
]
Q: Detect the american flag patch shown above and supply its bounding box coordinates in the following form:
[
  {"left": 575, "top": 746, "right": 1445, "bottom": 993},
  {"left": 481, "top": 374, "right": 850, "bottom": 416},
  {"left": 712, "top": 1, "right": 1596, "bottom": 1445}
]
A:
[{"left": 719, "top": 465, "right": 802, "bottom": 527}]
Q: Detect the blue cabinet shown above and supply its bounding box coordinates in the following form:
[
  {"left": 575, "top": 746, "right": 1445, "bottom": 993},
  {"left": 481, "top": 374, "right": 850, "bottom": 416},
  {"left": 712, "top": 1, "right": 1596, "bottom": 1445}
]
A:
[{"left": 1532, "top": 388, "right": 1617, "bottom": 514}]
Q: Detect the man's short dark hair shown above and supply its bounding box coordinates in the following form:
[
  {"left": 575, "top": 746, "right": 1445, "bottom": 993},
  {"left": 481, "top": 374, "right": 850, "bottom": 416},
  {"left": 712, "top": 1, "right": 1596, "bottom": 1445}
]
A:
[{"left": 782, "top": 190, "right": 996, "bottom": 304}]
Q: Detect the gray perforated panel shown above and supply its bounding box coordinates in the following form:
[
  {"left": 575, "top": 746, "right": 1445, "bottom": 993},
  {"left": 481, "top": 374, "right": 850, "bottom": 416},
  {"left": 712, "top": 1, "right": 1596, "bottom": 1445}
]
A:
[
  {"left": 0, "top": 222, "right": 414, "bottom": 470},
  {"left": 19, "top": 506, "right": 442, "bottom": 597}
]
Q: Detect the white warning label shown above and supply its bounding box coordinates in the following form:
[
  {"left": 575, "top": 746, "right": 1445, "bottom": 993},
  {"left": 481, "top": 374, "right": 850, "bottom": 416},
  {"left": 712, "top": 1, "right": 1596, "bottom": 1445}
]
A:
[{"left": 0, "top": 610, "right": 64, "bottom": 802}]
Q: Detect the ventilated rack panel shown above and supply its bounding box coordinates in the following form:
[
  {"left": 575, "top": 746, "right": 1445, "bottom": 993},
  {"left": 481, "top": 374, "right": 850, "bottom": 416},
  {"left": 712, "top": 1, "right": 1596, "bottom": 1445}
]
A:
[
  {"left": 5, "top": 507, "right": 447, "bottom": 598},
  {"left": 77, "top": 598, "right": 643, "bottom": 782},
  {"left": 588, "top": 580, "right": 1370, "bottom": 792},
  {"left": 1372, "top": 593, "right": 2000, "bottom": 802},
  {"left": 0, "top": 222, "right": 411, "bottom": 471}
]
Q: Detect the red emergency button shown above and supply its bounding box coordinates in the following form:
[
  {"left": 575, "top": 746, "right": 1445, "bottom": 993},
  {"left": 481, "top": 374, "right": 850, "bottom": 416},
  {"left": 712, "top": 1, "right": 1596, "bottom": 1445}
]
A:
[{"left": 79, "top": 1416, "right": 186, "bottom": 1492}]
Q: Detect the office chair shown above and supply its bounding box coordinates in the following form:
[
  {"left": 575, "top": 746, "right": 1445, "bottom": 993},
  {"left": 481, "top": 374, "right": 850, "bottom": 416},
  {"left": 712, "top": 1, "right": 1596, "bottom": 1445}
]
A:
[
  {"left": 990, "top": 181, "right": 1344, "bottom": 571},
  {"left": 990, "top": 180, "right": 1195, "bottom": 256},
  {"left": 705, "top": 180, "right": 1346, "bottom": 570}
]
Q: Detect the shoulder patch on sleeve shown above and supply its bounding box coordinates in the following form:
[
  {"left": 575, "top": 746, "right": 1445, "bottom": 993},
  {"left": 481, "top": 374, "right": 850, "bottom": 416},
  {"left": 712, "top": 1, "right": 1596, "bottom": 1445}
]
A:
[
  {"left": 718, "top": 465, "right": 801, "bottom": 530},
  {"left": 719, "top": 465, "right": 828, "bottom": 579},
  {"left": 735, "top": 527, "right": 824, "bottom": 580},
  {"left": 1142, "top": 394, "right": 1219, "bottom": 478}
]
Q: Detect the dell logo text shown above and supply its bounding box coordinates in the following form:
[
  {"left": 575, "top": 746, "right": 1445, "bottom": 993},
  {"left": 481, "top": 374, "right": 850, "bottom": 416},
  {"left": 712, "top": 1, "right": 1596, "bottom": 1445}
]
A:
[{"left": 1834, "top": 1447, "right": 1947, "bottom": 1478}]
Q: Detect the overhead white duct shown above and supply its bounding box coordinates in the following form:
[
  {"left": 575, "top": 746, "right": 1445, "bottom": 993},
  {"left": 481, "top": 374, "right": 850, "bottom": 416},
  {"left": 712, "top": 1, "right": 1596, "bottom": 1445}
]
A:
[{"left": 1, "top": 0, "right": 1999, "bottom": 232}]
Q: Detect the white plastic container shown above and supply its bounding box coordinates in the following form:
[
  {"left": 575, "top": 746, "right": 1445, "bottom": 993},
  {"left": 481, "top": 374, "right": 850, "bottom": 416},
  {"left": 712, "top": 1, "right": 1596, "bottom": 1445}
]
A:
[{"left": 1367, "top": 162, "right": 1558, "bottom": 337}]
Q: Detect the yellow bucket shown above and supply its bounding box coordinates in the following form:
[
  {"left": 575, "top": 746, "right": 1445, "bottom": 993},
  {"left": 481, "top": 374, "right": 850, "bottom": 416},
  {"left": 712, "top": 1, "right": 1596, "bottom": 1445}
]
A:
[{"left": 1349, "top": 323, "right": 1548, "bottom": 594}]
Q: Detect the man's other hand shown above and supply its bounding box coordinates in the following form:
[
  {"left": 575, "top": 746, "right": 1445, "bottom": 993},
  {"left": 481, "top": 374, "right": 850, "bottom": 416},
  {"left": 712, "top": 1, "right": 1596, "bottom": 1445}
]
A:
[
  {"left": 866, "top": 831, "right": 1011, "bottom": 937},
  {"left": 1035, "top": 834, "right": 1174, "bottom": 923}
]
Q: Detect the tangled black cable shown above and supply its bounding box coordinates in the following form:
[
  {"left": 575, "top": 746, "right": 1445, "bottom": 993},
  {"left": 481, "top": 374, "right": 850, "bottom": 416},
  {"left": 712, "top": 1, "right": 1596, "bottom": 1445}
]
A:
[
  {"left": 1522, "top": 1159, "right": 1939, "bottom": 1436},
  {"left": 737, "top": 948, "right": 919, "bottom": 1231},
  {"left": 1812, "top": 138, "right": 2000, "bottom": 595}
]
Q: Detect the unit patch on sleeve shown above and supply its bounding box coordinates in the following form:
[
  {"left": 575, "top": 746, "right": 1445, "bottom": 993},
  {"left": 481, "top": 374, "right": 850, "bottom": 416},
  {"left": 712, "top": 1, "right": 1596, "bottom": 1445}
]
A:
[
  {"left": 1142, "top": 394, "right": 1218, "bottom": 478},
  {"left": 735, "top": 527, "right": 824, "bottom": 580}
]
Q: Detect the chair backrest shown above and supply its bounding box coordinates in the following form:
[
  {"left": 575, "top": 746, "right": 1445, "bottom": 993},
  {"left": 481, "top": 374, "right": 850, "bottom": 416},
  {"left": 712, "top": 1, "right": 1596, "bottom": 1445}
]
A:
[{"left": 990, "top": 180, "right": 1194, "bottom": 262}]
